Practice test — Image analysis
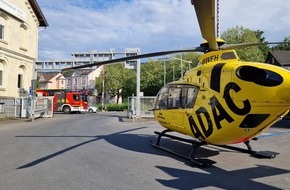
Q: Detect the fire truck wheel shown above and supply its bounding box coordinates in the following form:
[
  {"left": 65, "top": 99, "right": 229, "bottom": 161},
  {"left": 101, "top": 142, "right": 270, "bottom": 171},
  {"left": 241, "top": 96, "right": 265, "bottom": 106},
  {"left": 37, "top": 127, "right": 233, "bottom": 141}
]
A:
[{"left": 63, "top": 106, "right": 71, "bottom": 114}]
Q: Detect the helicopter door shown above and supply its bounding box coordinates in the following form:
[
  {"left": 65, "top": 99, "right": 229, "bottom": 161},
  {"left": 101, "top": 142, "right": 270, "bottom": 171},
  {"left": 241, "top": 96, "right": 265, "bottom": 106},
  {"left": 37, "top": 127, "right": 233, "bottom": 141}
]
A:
[
  {"left": 167, "top": 87, "right": 184, "bottom": 128},
  {"left": 155, "top": 84, "right": 199, "bottom": 129}
]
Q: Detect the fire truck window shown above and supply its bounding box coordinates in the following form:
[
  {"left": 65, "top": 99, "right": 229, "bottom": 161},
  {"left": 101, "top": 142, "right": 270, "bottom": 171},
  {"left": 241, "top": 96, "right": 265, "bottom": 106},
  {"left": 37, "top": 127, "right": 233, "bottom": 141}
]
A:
[
  {"left": 82, "top": 95, "right": 87, "bottom": 102},
  {"left": 74, "top": 94, "right": 79, "bottom": 100}
]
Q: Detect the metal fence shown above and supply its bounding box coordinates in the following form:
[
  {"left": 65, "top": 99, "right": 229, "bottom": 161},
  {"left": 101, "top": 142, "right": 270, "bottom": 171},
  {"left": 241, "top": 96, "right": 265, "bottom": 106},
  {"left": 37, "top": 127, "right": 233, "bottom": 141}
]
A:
[
  {"left": 0, "top": 97, "right": 15, "bottom": 117},
  {"left": 127, "top": 96, "right": 156, "bottom": 118},
  {"left": 0, "top": 96, "right": 53, "bottom": 118}
]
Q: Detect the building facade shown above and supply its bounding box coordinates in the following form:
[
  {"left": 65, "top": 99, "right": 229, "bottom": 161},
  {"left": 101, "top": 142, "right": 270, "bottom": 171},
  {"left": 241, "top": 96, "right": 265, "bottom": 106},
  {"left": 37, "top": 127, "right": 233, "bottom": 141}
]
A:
[
  {"left": 63, "top": 67, "right": 102, "bottom": 92},
  {"left": 39, "top": 72, "right": 65, "bottom": 89},
  {"left": 35, "top": 48, "right": 140, "bottom": 72},
  {"left": 0, "top": 0, "right": 48, "bottom": 97}
]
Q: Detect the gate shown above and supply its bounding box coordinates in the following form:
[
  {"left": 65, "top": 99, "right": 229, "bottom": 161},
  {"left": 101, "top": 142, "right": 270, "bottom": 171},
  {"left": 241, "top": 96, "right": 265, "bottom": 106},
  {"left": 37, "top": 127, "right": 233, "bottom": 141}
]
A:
[
  {"left": 127, "top": 96, "right": 156, "bottom": 118},
  {"left": 34, "top": 96, "right": 54, "bottom": 118},
  {"left": 14, "top": 97, "right": 53, "bottom": 118}
]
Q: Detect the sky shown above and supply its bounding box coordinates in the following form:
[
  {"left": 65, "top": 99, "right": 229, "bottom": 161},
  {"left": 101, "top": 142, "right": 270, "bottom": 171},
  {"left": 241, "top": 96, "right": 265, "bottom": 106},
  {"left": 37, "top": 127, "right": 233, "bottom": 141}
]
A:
[{"left": 36, "top": 0, "right": 290, "bottom": 61}]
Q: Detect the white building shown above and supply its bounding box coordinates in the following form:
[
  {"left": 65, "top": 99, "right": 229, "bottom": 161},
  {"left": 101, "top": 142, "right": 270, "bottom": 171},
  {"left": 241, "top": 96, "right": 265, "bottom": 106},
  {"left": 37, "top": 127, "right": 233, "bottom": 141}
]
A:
[
  {"left": 0, "top": 0, "right": 48, "bottom": 97},
  {"left": 35, "top": 48, "right": 140, "bottom": 72}
]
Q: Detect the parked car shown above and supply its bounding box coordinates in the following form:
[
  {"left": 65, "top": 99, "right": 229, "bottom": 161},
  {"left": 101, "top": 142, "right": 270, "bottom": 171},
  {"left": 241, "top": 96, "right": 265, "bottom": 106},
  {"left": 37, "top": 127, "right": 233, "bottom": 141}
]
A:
[{"left": 88, "top": 106, "right": 98, "bottom": 113}]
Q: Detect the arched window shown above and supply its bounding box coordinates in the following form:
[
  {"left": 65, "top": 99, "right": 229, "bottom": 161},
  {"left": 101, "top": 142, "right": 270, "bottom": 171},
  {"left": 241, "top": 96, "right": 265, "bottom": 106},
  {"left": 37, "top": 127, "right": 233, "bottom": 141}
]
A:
[
  {"left": 20, "top": 23, "right": 28, "bottom": 50},
  {"left": 17, "top": 66, "right": 26, "bottom": 88},
  {"left": 0, "top": 60, "right": 7, "bottom": 88},
  {"left": 0, "top": 23, "right": 4, "bottom": 39},
  {"left": 0, "top": 62, "right": 4, "bottom": 87}
]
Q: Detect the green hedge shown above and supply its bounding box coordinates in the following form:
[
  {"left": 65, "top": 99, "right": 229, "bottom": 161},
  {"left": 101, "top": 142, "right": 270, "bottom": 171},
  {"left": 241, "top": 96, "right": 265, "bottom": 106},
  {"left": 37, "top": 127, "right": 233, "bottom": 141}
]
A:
[{"left": 96, "top": 103, "right": 127, "bottom": 111}]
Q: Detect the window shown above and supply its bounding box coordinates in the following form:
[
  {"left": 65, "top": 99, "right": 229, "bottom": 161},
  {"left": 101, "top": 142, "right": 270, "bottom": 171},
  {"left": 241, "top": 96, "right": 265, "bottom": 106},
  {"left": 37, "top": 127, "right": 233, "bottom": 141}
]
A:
[
  {"left": 0, "top": 61, "right": 6, "bottom": 88},
  {"left": 0, "top": 24, "right": 4, "bottom": 39},
  {"left": 17, "top": 74, "right": 23, "bottom": 88},
  {"left": 20, "top": 23, "right": 28, "bottom": 50},
  {"left": 155, "top": 84, "right": 199, "bottom": 110},
  {"left": 81, "top": 76, "right": 86, "bottom": 85},
  {"left": 168, "top": 87, "right": 182, "bottom": 108},
  {"left": 0, "top": 70, "right": 2, "bottom": 86},
  {"left": 73, "top": 94, "right": 79, "bottom": 101},
  {"left": 154, "top": 86, "right": 168, "bottom": 109},
  {"left": 67, "top": 79, "right": 71, "bottom": 86},
  {"left": 17, "top": 66, "right": 25, "bottom": 89},
  {"left": 182, "top": 87, "right": 198, "bottom": 108},
  {"left": 0, "top": 13, "right": 9, "bottom": 41},
  {"left": 221, "top": 52, "right": 237, "bottom": 60}
]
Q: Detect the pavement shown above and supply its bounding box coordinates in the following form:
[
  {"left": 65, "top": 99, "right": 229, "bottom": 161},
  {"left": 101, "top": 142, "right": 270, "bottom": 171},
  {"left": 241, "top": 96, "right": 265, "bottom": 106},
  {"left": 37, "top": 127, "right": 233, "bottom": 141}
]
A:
[{"left": 0, "top": 112, "right": 289, "bottom": 189}]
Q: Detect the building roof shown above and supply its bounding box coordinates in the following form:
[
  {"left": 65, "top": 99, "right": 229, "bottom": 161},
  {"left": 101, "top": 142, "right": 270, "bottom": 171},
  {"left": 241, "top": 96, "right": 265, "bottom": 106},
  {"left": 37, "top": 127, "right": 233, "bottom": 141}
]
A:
[
  {"left": 28, "top": 0, "right": 49, "bottom": 27},
  {"left": 62, "top": 70, "right": 75, "bottom": 77},
  {"left": 79, "top": 69, "right": 94, "bottom": 75},
  {"left": 62, "top": 69, "right": 94, "bottom": 77},
  {"left": 39, "top": 73, "right": 59, "bottom": 82},
  {"left": 267, "top": 51, "right": 290, "bottom": 65}
]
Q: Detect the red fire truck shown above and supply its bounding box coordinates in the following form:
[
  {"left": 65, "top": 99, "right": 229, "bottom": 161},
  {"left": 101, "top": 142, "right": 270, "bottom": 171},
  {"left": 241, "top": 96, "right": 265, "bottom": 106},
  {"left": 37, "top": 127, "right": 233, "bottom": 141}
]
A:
[{"left": 36, "top": 89, "right": 88, "bottom": 113}]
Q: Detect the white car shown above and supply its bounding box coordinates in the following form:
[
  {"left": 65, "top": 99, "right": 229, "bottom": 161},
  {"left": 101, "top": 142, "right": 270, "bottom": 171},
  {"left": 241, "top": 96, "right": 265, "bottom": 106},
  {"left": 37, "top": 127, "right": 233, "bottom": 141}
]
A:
[{"left": 88, "top": 106, "right": 98, "bottom": 113}]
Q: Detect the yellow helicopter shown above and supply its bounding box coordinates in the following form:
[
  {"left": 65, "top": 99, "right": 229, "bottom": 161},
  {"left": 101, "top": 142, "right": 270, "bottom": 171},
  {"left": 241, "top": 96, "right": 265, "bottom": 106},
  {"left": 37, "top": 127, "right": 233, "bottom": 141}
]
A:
[{"left": 63, "top": 0, "right": 290, "bottom": 166}]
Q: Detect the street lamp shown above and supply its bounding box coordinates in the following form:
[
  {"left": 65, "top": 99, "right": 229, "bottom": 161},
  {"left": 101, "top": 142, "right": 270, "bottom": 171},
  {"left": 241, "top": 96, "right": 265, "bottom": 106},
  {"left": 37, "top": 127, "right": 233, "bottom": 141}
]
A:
[
  {"left": 158, "top": 56, "right": 192, "bottom": 82},
  {"left": 158, "top": 57, "right": 168, "bottom": 85},
  {"left": 168, "top": 56, "right": 192, "bottom": 77}
]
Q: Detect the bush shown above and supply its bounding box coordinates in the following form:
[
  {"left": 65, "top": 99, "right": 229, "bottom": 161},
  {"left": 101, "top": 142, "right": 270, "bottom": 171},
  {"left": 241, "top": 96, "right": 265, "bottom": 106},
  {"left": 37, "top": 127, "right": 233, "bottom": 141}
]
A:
[{"left": 96, "top": 103, "right": 127, "bottom": 111}]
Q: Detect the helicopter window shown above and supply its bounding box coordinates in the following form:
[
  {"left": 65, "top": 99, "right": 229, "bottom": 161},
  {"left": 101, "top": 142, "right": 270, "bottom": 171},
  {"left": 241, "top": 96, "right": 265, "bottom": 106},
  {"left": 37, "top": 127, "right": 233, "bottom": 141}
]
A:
[
  {"left": 221, "top": 52, "right": 236, "bottom": 60},
  {"left": 155, "top": 85, "right": 199, "bottom": 110},
  {"left": 236, "top": 66, "right": 283, "bottom": 87},
  {"left": 184, "top": 87, "right": 198, "bottom": 108},
  {"left": 155, "top": 86, "right": 169, "bottom": 109},
  {"left": 168, "top": 88, "right": 182, "bottom": 108}
]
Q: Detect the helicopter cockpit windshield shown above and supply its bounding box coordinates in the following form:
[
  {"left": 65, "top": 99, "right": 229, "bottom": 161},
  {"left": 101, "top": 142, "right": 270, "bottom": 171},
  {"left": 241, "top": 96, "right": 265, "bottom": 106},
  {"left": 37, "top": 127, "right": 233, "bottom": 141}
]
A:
[{"left": 154, "top": 84, "right": 199, "bottom": 110}]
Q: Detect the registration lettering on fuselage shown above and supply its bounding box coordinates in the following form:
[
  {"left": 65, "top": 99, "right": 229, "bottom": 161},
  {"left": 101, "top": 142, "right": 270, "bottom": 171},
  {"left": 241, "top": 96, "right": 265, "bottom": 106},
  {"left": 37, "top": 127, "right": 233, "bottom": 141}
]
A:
[{"left": 201, "top": 54, "right": 219, "bottom": 64}]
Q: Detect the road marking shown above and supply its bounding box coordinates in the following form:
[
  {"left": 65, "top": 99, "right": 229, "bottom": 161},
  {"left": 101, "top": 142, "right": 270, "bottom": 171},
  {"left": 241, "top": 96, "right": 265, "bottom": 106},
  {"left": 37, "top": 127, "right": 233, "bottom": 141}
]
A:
[{"left": 258, "top": 131, "right": 290, "bottom": 138}]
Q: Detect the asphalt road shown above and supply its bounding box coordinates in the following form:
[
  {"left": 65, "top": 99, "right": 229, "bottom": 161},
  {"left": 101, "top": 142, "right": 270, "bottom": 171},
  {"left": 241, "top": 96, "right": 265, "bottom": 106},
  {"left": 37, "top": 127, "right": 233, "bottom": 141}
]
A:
[{"left": 0, "top": 112, "right": 290, "bottom": 190}]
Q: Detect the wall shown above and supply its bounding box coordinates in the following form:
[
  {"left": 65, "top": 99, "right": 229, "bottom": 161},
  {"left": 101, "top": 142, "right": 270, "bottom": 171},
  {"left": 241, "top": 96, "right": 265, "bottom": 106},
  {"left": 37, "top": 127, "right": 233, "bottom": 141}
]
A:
[{"left": 0, "top": 0, "right": 40, "bottom": 97}]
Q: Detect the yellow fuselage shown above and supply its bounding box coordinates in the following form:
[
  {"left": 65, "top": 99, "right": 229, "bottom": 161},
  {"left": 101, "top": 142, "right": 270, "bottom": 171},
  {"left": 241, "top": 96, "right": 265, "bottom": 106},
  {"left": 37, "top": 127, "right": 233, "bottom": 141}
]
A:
[{"left": 154, "top": 50, "right": 290, "bottom": 145}]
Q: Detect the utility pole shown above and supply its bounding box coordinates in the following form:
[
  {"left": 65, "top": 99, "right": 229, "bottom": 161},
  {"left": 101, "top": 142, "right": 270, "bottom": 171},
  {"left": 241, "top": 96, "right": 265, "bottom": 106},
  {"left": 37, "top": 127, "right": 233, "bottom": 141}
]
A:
[
  {"left": 158, "top": 57, "right": 168, "bottom": 85},
  {"left": 136, "top": 51, "right": 141, "bottom": 118},
  {"left": 101, "top": 65, "right": 105, "bottom": 112}
]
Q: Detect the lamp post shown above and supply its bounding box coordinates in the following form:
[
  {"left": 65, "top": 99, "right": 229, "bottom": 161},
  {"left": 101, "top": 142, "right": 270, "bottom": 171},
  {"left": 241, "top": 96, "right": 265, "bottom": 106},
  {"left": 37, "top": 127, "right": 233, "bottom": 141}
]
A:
[
  {"left": 169, "top": 56, "right": 192, "bottom": 78},
  {"left": 158, "top": 56, "right": 192, "bottom": 82},
  {"left": 158, "top": 57, "right": 168, "bottom": 85}
]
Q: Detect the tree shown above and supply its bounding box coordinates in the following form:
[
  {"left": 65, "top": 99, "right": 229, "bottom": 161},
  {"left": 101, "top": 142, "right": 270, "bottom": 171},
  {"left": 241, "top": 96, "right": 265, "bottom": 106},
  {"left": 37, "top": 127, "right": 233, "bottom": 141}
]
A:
[
  {"left": 121, "top": 67, "right": 136, "bottom": 98},
  {"left": 271, "top": 36, "right": 290, "bottom": 51},
  {"left": 254, "top": 30, "right": 270, "bottom": 60},
  {"left": 95, "top": 63, "right": 136, "bottom": 103},
  {"left": 139, "top": 52, "right": 200, "bottom": 96},
  {"left": 140, "top": 60, "right": 164, "bottom": 96},
  {"left": 221, "top": 26, "right": 264, "bottom": 62}
]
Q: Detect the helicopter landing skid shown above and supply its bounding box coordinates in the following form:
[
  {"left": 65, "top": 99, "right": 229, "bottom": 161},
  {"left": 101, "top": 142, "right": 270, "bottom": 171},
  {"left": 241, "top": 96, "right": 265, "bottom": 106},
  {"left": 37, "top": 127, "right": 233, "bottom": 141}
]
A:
[
  {"left": 151, "top": 130, "right": 215, "bottom": 167},
  {"left": 219, "top": 140, "right": 279, "bottom": 159}
]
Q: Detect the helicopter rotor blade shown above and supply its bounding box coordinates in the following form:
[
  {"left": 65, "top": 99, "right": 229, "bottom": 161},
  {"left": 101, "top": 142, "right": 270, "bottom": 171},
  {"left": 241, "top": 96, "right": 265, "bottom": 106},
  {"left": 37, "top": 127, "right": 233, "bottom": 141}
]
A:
[
  {"left": 220, "top": 41, "right": 290, "bottom": 50},
  {"left": 62, "top": 47, "right": 205, "bottom": 71},
  {"left": 191, "top": 0, "right": 217, "bottom": 51}
]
